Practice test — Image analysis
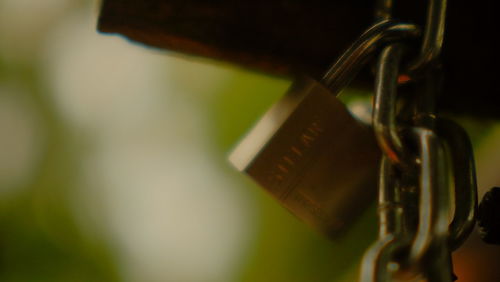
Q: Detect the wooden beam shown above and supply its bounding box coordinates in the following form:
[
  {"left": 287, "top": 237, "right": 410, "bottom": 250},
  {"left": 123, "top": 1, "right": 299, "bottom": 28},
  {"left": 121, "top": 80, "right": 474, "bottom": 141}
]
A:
[{"left": 98, "top": 0, "right": 499, "bottom": 118}]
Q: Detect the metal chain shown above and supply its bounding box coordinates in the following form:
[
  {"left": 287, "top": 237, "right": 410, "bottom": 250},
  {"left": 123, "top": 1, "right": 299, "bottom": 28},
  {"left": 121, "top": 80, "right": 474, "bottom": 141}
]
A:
[
  {"left": 437, "top": 119, "right": 477, "bottom": 252},
  {"left": 360, "top": 0, "right": 478, "bottom": 281},
  {"left": 406, "top": 0, "right": 447, "bottom": 76},
  {"left": 321, "top": 21, "right": 419, "bottom": 94},
  {"left": 360, "top": 155, "right": 408, "bottom": 282}
]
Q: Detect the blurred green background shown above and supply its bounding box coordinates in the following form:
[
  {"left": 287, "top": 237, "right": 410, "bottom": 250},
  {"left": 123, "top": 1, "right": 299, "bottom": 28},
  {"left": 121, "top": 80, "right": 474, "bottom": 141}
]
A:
[{"left": 1, "top": 1, "right": 500, "bottom": 281}]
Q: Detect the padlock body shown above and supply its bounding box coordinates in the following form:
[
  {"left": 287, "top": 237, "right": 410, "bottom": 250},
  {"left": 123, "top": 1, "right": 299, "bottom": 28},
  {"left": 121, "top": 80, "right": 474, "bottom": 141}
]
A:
[{"left": 230, "top": 77, "right": 380, "bottom": 237}]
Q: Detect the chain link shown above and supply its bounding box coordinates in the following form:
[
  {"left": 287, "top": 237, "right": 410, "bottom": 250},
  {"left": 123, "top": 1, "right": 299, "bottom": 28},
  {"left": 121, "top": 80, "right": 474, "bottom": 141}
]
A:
[
  {"left": 437, "top": 119, "right": 478, "bottom": 251},
  {"left": 406, "top": 0, "right": 448, "bottom": 76},
  {"left": 360, "top": 0, "right": 477, "bottom": 281},
  {"left": 404, "top": 128, "right": 452, "bottom": 281},
  {"left": 360, "top": 156, "right": 408, "bottom": 282},
  {"left": 322, "top": 21, "right": 419, "bottom": 94},
  {"left": 372, "top": 44, "right": 412, "bottom": 167}
]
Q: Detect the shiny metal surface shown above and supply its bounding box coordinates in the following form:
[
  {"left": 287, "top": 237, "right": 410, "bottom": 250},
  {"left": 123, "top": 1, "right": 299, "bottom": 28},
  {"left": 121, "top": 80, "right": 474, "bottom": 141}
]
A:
[
  {"left": 361, "top": 128, "right": 455, "bottom": 282},
  {"left": 409, "top": 56, "right": 476, "bottom": 253},
  {"left": 369, "top": 46, "right": 459, "bottom": 281},
  {"left": 229, "top": 77, "right": 380, "bottom": 237},
  {"left": 408, "top": 58, "right": 476, "bottom": 253},
  {"left": 360, "top": 156, "right": 407, "bottom": 282},
  {"left": 363, "top": 0, "right": 477, "bottom": 280},
  {"left": 322, "top": 20, "right": 419, "bottom": 94},
  {"left": 372, "top": 44, "right": 410, "bottom": 167},
  {"left": 406, "top": 128, "right": 452, "bottom": 282},
  {"left": 407, "top": 0, "right": 447, "bottom": 75},
  {"left": 229, "top": 20, "right": 421, "bottom": 237},
  {"left": 437, "top": 119, "right": 478, "bottom": 251},
  {"left": 374, "top": 0, "right": 447, "bottom": 77}
]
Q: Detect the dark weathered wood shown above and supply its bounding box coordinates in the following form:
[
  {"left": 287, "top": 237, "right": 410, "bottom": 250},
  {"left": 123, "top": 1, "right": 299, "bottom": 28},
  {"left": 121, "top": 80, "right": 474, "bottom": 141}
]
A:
[
  {"left": 98, "top": 0, "right": 377, "bottom": 78},
  {"left": 98, "top": 0, "right": 500, "bottom": 118}
]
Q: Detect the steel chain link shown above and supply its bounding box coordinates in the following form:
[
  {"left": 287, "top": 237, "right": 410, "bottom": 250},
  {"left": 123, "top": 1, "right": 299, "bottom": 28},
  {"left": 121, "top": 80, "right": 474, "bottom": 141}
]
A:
[{"left": 360, "top": 0, "right": 478, "bottom": 281}]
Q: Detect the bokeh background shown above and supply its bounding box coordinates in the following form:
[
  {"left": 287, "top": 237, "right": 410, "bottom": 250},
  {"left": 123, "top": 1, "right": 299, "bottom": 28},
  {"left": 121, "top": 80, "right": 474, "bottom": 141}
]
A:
[{"left": 1, "top": 1, "right": 499, "bottom": 281}]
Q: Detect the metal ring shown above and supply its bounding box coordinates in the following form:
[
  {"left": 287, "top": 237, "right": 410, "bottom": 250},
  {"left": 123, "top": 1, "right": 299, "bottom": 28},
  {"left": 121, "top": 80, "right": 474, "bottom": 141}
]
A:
[
  {"left": 406, "top": 0, "right": 447, "bottom": 76},
  {"left": 373, "top": 44, "right": 414, "bottom": 167},
  {"left": 405, "top": 127, "right": 453, "bottom": 281},
  {"left": 321, "top": 20, "right": 419, "bottom": 94},
  {"left": 373, "top": 0, "right": 447, "bottom": 78},
  {"left": 437, "top": 118, "right": 478, "bottom": 251}
]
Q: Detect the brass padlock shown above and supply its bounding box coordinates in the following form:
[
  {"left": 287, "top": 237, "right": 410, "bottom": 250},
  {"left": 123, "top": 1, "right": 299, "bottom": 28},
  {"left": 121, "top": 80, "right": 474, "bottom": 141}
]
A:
[{"left": 229, "top": 21, "right": 419, "bottom": 237}]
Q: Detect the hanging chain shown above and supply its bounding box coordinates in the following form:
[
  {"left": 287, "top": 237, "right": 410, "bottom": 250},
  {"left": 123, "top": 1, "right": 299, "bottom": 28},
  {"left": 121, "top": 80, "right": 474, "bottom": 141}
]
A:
[{"left": 360, "top": 0, "right": 478, "bottom": 281}]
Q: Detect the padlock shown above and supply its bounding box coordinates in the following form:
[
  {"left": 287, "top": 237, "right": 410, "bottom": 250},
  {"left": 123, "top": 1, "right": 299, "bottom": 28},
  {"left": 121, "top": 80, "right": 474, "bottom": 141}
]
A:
[
  {"left": 229, "top": 21, "right": 419, "bottom": 237},
  {"left": 230, "top": 77, "right": 379, "bottom": 237}
]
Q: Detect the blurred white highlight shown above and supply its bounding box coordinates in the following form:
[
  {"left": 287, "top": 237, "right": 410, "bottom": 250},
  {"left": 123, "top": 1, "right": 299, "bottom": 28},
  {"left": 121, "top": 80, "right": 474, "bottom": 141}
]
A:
[{"left": 43, "top": 8, "right": 252, "bottom": 282}]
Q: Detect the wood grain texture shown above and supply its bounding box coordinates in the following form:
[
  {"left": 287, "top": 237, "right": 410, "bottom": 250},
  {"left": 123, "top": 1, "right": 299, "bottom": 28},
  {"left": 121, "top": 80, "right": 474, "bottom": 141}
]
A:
[{"left": 98, "top": 0, "right": 499, "bottom": 118}]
